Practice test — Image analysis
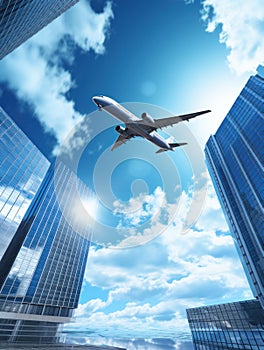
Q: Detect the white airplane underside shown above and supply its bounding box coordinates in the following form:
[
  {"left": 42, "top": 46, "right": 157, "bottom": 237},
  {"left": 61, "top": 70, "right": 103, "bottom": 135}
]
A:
[{"left": 92, "top": 95, "right": 211, "bottom": 153}]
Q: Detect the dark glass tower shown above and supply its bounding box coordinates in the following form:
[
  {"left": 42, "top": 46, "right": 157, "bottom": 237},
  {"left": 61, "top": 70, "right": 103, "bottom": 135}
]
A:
[
  {"left": 0, "top": 0, "right": 79, "bottom": 59},
  {"left": 187, "top": 66, "right": 264, "bottom": 349},
  {"left": 204, "top": 65, "right": 264, "bottom": 308}
]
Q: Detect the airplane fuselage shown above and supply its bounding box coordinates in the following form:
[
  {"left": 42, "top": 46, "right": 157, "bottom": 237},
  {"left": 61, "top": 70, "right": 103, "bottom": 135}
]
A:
[{"left": 92, "top": 95, "right": 173, "bottom": 151}]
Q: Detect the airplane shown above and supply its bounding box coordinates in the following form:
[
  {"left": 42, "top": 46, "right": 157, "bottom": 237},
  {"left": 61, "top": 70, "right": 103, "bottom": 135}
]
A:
[{"left": 92, "top": 95, "right": 211, "bottom": 153}]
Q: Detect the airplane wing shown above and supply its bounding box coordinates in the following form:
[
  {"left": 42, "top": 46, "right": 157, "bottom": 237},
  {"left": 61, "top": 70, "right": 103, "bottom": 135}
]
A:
[
  {"left": 153, "top": 110, "right": 211, "bottom": 129},
  {"left": 111, "top": 134, "right": 132, "bottom": 150}
]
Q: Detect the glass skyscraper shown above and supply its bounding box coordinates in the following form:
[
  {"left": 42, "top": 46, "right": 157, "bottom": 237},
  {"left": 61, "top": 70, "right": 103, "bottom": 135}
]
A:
[
  {"left": 0, "top": 106, "right": 50, "bottom": 267},
  {"left": 187, "top": 299, "right": 264, "bottom": 350},
  {"left": 187, "top": 66, "right": 264, "bottom": 349},
  {"left": 205, "top": 65, "right": 264, "bottom": 307},
  {"left": 0, "top": 0, "right": 79, "bottom": 59},
  {"left": 0, "top": 108, "right": 93, "bottom": 343}
]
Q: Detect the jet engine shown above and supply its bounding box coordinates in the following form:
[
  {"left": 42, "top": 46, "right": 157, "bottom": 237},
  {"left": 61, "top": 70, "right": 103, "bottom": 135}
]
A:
[
  {"left": 141, "top": 112, "right": 155, "bottom": 125},
  {"left": 115, "top": 125, "right": 129, "bottom": 136}
]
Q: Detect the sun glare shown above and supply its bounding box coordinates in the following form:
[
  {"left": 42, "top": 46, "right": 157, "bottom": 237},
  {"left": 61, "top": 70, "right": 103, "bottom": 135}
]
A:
[{"left": 82, "top": 197, "right": 99, "bottom": 220}]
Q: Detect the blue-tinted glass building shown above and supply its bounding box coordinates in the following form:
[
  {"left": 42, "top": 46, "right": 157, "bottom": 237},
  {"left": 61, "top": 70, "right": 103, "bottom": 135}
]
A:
[
  {"left": 0, "top": 0, "right": 79, "bottom": 59},
  {"left": 187, "top": 299, "right": 264, "bottom": 350},
  {"left": 205, "top": 65, "right": 264, "bottom": 307},
  {"left": 0, "top": 108, "right": 93, "bottom": 343},
  {"left": 187, "top": 66, "right": 264, "bottom": 349},
  {"left": 0, "top": 106, "right": 50, "bottom": 265}
]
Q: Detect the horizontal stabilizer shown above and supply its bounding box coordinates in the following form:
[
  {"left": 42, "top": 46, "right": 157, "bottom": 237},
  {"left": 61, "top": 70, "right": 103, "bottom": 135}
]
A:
[
  {"left": 156, "top": 142, "right": 187, "bottom": 154},
  {"left": 169, "top": 142, "right": 187, "bottom": 148},
  {"left": 156, "top": 148, "right": 167, "bottom": 154}
]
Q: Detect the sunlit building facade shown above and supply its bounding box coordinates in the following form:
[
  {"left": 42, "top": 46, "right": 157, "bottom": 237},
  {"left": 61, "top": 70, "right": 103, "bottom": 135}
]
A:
[
  {"left": 0, "top": 109, "right": 93, "bottom": 343},
  {"left": 187, "top": 300, "right": 264, "bottom": 350},
  {"left": 0, "top": 106, "right": 50, "bottom": 268},
  {"left": 187, "top": 66, "right": 264, "bottom": 349},
  {"left": 0, "top": 0, "right": 79, "bottom": 59},
  {"left": 205, "top": 65, "right": 264, "bottom": 307}
]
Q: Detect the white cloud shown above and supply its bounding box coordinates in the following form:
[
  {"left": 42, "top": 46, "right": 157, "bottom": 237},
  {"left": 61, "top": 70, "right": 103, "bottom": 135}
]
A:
[
  {"left": 71, "top": 299, "right": 191, "bottom": 339},
  {"left": 67, "top": 337, "right": 194, "bottom": 350},
  {"left": 101, "top": 173, "right": 208, "bottom": 249},
  {"left": 72, "top": 180, "right": 253, "bottom": 338},
  {"left": 0, "top": 1, "right": 113, "bottom": 154},
  {"left": 113, "top": 186, "right": 166, "bottom": 226},
  {"left": 193, "top": 179, "right": 229, "bottom": 232},
  {"left": 201, "top": 0, "right": 264, "bottom": 74},
  {"left": 76, "top": 298, "right": 112, "bottom": 315}
]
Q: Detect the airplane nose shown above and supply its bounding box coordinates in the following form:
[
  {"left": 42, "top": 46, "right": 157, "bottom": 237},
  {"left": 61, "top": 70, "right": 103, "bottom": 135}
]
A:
[
  {"left": 92, "top": 95, "right": 113, "bottom": 109},
  {"left": 92, "top": 95, "right": 105, "bottom": 108},
  {"left": 92, "top": 96, "right": 98, "bottom": 105}
]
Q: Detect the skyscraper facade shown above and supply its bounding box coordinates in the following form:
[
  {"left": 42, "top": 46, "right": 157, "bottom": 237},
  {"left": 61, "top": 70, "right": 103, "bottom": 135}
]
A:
[
  {"left": 187, "top": 299, "right": 264, "bottom": 350},
  {"left": 187, "top": 66, "right": 264, "bottom": 349},
  {"left": 0, "top": 106, "right": 50, "bottom": 264},
  {"left": 205, "top": 65, "right": 264, "bottom": 307},
  {"left": 0, "top": 0, "right": 79, "bottom": 59},
  {"left": 0, "top": 162, "right": 93, "bottom": 343},
  {"left": 0, "top": 108, "right": 93, "bottom": 343}
]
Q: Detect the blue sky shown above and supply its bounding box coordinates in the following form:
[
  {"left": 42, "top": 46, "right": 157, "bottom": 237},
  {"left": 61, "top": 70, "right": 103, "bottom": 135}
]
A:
[{"left": 0, "top": 0, "right": 264, "bottom": 348}]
